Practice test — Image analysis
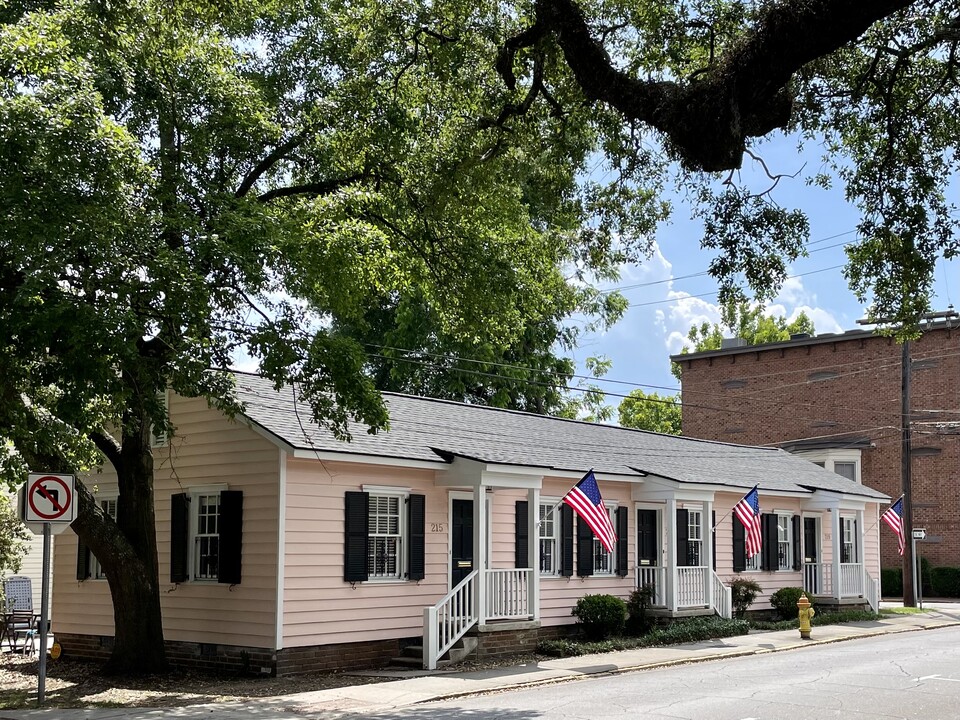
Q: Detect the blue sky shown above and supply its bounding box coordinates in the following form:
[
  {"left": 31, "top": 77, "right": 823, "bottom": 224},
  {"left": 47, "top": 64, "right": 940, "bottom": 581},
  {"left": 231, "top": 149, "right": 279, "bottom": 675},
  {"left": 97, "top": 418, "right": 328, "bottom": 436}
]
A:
[{"left": 572, "top": 134, "right": 960, "bottom": 409}]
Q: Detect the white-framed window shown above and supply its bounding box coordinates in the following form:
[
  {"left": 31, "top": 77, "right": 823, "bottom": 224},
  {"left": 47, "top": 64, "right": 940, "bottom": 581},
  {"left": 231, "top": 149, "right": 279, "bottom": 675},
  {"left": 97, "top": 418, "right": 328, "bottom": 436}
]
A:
[
  {"left": 833, "top": 462, "right": 856, "bottom": 482},
  {"left": 192, "top": 492, "right": 221, "bottom": 580},
  {"left": 687, "top": 509, "right": 703, "bottom": 567},
  {"left": 777, "top": 513, "right": 793, "bottom": 571},
  {"left": 841, "top": 517, "right": 858, "bottom": 564},
  {"left": 745, "top": 552, "right": 761, "bottom": 571},
  {"left": 368, "top": 491, "right": 405, "bottom": 580},
  {"left": 539, "top": 501, "right": 560, "bottom": 575},
  {"left": 93, "top": 497, "right": 118, "bottom": 580},
  {"left": 793, "top": 450, "right": 861, "bottom": 484},
  {"left": 593, "top": 503, "right": 617, "bottom": 574}
]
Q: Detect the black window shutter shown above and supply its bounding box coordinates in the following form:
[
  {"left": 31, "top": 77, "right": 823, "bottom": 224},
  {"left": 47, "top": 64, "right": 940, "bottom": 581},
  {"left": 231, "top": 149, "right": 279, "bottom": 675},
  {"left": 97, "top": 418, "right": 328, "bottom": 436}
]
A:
[
  {"left": 676, "top": 509, "right": 689, "bottom": 566},
  {"left": 761, "top": 513, "right": 778, "bottom": 571},
  {"left": 344, "top": 491, "right": 369, "bottom": 582},
  {"left": 170, "top": 493, "right": 189, "bottom": 583},
  {"left": 577, "top": 515, "right": 594, "bottom": 576},
  {"left": 218, "top": 490, "right": 243, "bottom": 585},
  {"left": 711, "top": 510, "right": 717, "bottom": 571},
  {"left": 76, "top": 538, "right": 91, "bottom": 581},
  {"left": 515, "top": 501, "right": 529, "bottom": 569},
  {"left": 560, "top": 505, "right": 574, "bottom": 577},
  {"left": 792, "top": 515, "right": 802, "bottom": 571},
  {"left": 407, "top": 494, "right": 425, "bottom": 581},
  {"left": 732, "top": 515, "right": 746, "bottom": 572},
  {"left": 616, "top": 507, "right": 628, "bottom": 577}
]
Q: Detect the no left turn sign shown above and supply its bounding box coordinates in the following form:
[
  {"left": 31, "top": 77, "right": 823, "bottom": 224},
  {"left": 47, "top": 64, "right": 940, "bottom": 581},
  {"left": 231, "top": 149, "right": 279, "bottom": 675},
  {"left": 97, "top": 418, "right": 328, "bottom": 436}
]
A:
[{"left": 23, "top": 473, "right": 77, "bottom": 523}]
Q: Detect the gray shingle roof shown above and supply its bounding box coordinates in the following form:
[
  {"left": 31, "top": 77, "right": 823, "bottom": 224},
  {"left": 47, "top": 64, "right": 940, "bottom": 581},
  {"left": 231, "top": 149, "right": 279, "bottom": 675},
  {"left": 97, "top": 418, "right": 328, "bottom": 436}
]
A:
[{"left": 233, "top": 372, "right": 887, "bottom": 501}]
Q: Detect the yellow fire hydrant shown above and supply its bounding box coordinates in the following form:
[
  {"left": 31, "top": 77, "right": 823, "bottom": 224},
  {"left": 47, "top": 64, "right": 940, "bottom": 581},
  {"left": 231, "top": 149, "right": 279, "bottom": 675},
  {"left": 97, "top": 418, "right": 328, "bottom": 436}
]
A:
[{"left": 797, "top": 592, "right": 815, "bottom": 639}]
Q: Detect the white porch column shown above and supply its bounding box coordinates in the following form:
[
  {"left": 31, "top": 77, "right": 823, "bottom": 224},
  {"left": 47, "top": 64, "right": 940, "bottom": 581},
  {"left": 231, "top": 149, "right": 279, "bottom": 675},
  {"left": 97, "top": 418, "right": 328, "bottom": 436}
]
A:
[
  {"left": 527, "top": 487, "right": 540, "bottom": 621},
  {"left": 666, "top": 497, "right": 678, "bottom": 612},
  {"left": 703, "top": 499, "right": 714, "bottom": 610},
  {"left": 856, "top": 508, "right": 865, "bottom": 596},
  {"left": 831, "top": 508, "right": 842, "bottom": 602},
  {"left": 475, "top": 486, "right": 488, "bottom": 624}
]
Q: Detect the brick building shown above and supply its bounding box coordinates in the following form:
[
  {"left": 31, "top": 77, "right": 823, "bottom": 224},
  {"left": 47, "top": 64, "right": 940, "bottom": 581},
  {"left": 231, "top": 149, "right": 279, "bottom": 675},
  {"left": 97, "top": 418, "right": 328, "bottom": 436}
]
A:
[{"left": 672, "top": 322, "right": 960, "bottom": 571}]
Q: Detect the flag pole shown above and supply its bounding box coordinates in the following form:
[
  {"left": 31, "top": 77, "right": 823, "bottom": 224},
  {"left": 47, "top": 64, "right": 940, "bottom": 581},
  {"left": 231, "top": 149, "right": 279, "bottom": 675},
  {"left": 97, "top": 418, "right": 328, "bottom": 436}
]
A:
[
  {"left": 867, "top": 494, "right": 905, "bottom": 534},
  {"left": 535, "top": 468, "right": 592, "bottom": 528},
  {"left": 712, "top": 484, "right": 758, "bottom": 531}
]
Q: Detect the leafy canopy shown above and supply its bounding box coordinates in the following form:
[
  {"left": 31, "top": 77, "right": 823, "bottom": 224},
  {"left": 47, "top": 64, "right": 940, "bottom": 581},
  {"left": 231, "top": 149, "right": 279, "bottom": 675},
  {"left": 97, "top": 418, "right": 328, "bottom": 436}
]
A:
[
  {"left": 0, "top": 0, "right": 665, "bottom": 486},
  {"left": 618, "top": 390, "right": 682, "bottom": 435}
]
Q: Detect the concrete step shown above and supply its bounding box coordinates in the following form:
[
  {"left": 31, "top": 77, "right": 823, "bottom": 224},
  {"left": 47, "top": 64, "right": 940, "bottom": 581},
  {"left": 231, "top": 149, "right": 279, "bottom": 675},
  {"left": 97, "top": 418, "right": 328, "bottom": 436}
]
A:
[{"left": 389, "top": 635, "right": 478, "bottom": 668}]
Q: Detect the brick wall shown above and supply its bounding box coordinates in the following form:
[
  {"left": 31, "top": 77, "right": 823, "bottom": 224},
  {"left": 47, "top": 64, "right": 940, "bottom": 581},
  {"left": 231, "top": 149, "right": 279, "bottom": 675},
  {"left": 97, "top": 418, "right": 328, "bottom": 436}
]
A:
[
  {"left": 677, "top": 326, "right": 960, "bottom": 572},
  {"left": 56, "top": 633, "right": 410, "bottom": 676}
]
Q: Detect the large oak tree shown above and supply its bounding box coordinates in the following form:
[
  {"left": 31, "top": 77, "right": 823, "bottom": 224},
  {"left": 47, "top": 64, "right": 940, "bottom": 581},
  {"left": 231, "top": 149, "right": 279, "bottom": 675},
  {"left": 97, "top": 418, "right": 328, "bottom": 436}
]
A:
[
  {"left": 0, "top": 0, "right": 655, "bottom": 673},
  {"left": 498, "top": 0, "right": 960, "bottom": 329},
  {"left": 3, "top": 0, "right": 956, "bottom": 674}
]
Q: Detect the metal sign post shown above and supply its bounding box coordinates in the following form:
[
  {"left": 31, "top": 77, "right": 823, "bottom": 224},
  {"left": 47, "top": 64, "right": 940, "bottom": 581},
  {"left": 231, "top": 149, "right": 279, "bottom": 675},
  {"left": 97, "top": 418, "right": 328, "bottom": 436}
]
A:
[
  {"left": 913, "top": 528, "right": 926, "bottom": 611},
  {"left": 19, "top": 473, "right": 77, "bottom": 706}
]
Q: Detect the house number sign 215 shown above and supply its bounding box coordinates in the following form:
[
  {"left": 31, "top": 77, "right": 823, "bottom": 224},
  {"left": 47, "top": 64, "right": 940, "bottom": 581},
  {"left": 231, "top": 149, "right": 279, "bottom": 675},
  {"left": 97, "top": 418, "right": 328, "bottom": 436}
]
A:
[{"left": 430, "top": 522, "right": 445, "bottom": 533}]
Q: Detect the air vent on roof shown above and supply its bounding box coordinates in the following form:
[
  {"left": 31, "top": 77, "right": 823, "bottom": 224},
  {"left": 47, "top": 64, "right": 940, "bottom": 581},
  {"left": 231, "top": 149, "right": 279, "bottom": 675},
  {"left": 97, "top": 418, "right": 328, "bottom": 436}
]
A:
[
  {"left": 723, "top": 426, "right": 746, "bottom": 434},
  {"left": 720, "top": 337, "right": 748, "bottom": 349},
  {"left": 790, "top": 333, "right": 811, "bottom": 340}
]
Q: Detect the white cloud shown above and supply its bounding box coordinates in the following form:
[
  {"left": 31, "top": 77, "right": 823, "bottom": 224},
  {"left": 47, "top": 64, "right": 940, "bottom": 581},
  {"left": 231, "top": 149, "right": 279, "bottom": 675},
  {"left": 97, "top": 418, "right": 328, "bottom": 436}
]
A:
[{"left": 657, "top": 292, "right": 723, "bottom": 354}]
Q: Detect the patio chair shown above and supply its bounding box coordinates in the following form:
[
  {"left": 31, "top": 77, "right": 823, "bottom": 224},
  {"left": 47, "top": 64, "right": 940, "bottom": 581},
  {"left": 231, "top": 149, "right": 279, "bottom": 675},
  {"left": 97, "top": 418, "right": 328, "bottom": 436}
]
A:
[{"left": 2, "top": 576, "right": 37, "bottom": 653}]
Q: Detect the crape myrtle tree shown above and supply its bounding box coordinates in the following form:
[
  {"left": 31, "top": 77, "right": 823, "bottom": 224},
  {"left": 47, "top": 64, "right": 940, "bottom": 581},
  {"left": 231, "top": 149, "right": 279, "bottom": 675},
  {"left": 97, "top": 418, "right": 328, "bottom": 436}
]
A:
[
  {"left": 0, "top": 0, "right": 660, "bottom": 673},
  {"left": 495, "top": 0, "right": 960, "bottom": 331}
]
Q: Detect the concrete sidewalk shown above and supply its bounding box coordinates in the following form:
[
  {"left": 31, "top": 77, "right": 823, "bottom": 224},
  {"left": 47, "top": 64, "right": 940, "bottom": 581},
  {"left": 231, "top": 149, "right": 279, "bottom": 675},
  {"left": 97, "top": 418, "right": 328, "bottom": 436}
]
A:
[{"left": 4, "top": 606, "right": 960, "bottom": 720}]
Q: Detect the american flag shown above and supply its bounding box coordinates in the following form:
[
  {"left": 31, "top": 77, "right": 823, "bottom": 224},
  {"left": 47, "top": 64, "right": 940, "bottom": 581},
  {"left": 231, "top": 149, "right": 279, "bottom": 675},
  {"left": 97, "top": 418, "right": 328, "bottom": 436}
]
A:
[
  {"left": 733, "top": 485, "right": 762, "bottom": 559},
  {"left": 563, "top": 470, "right": 617, "bottom": 552},
  {"left": 881, "top": 497, "right": 905, "bottom": 556}
]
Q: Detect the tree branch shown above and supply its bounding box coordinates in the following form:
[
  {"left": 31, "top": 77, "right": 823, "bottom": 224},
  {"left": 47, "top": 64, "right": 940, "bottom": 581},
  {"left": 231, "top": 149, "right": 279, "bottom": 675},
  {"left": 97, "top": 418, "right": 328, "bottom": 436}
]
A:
[
  {"left": 256, "top": 174, "right": 369, "bottom": 203},
  {"left": 505, "top": 0, "right": 915, "bottom": 171},
  {"left": 235, "top": 134, "right": 307, "bottom": 199},
  {"left": 89, "top": 430, "right": 123, "bottom": 471}
]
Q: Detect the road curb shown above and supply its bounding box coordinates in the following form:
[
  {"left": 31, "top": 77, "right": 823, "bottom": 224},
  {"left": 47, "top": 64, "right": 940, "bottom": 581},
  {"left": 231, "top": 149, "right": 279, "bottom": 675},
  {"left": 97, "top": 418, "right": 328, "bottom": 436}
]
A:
[{"left": 401, "top": 620, "right": 960, "bottom": 708}]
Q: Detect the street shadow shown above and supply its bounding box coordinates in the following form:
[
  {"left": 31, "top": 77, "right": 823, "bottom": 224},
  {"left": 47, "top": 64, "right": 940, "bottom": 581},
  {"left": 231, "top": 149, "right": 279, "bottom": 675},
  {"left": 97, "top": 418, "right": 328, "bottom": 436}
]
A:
[{"left": 333, "top": 706, "right": 545, "bottom": 720}]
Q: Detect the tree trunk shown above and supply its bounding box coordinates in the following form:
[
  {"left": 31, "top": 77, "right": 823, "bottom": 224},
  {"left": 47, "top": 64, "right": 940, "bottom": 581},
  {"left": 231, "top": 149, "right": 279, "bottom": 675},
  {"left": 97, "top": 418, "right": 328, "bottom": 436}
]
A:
[{"left": 71, "top": 399, "right": 168, "bottom": 674}]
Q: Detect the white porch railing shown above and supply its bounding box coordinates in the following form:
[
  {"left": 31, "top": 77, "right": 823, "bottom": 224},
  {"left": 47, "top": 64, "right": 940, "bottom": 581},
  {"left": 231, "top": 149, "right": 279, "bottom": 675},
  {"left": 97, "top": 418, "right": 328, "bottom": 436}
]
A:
[
  {"left": 803, "top": 562, "right": 865, "bottom": 600},
  {"left": 803, "top": 562, "right": 823, "bottom": 596},
  {"left": 638, "top": 566, "right": 666, "bottom": 607},
  {"left": 711, "top": 571, "right": 732, "bottom": 619},
  {"left": 677, "top": 566, "right": 708, "bottom": 607},
  {"left": 484, "top": 568, "right": 532, "bottom": 621},
  {"left": 865, "top": 572, "right": 879, "bottom": 612},
  {"left": 839, "top": 563, "right": 864, "bottom": 597},
  {"left": 423, "top": 570, "right": 478, "bottom": 670}
]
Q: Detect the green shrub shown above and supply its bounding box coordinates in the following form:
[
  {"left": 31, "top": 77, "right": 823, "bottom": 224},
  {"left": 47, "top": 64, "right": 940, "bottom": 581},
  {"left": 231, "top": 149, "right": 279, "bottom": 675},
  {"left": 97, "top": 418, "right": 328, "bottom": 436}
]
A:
[
  {"left": 750, "top": 608, "right": 879, "bottom": 631},
  {"left": 572, "top": 594, "right": 627, "bottom": 641},
  {"left": 881, "top": 567, "right": 903, "bottom": 597},
  {"left": 640, "top": 617, "right": 749, "bottom": 646},
  {"left": 930, "top": 567, "right": 960, "bottom": 597},
  {"left": 729, "top": 577, "right": 762, "bottom": 618},
  {"left": 538, "top": 616, "right": 749, "bottom": 657},
  {"left": 625, "top": 585, "right": 654, "bottom": 636},
  {"left": 769, "top": 587, "right": 810, "bottom": 621}
]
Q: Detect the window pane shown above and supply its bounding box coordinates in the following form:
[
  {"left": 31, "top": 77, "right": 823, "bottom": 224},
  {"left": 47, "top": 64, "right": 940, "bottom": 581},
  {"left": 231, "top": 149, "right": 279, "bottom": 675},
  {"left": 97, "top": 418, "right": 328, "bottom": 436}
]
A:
[
  {"left": 834, "top": 462, "right": 857, "bottom": 481},
  {"left": 593, "top": 506, "right": 615, "bottom": 573},
  {"left": 368, "top": 494, "right": 403, "bottom": 579},
  {"left": 194, "top": 494, "right": 221, "bottom": 580},
  {"left": 538, "top": 504, "right": 557, "bottom": 575}
]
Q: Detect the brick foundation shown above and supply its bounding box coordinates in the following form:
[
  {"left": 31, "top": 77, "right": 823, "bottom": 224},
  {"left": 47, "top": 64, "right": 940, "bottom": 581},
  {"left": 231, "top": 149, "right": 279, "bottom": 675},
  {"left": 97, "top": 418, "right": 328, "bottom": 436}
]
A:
[
  {"left": 56, "top": 633, "right": 413, "bottom": 676},
  {"left": 57, "top": 626, "right": 585, "bottom": 674}
]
